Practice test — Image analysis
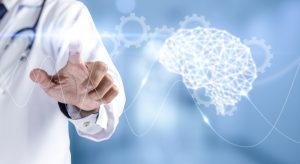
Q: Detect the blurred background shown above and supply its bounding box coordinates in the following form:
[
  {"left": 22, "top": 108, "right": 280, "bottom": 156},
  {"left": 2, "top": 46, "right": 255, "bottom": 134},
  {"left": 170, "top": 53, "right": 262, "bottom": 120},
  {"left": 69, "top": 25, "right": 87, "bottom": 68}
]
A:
[{"left": 72, "top": 0, "right": 300, "bottom": 163}]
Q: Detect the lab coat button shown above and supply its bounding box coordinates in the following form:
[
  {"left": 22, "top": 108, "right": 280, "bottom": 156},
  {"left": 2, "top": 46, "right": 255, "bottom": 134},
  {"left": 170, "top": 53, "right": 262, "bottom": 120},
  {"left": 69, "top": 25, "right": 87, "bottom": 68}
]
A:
[
  {"left": 83, "top": 121, "right": 90, "bottom": 127},
  {"left": 0, "top": 88, "right": 5, "bottom": 95}
]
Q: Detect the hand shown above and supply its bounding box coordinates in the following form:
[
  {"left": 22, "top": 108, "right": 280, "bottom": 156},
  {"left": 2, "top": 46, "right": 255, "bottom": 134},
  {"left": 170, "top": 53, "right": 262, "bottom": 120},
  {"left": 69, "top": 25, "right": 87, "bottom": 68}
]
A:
[{"left": 30, "top": 43, "right": 119, "bottom": 111}]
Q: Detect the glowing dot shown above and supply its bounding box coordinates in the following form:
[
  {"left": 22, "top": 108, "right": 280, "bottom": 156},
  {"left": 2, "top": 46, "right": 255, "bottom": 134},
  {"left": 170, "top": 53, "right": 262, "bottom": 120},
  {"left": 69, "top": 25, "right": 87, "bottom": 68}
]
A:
[
  {"left": 202, "top": 115, "right": 210, "bottom": 125},
  {"left": 141, "top": 73, "right": 149, "bottom": 87}
]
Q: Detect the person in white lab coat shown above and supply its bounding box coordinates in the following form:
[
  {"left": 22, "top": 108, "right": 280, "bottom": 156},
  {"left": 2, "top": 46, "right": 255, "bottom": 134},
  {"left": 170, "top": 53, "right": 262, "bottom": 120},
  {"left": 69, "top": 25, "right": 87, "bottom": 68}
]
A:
[{"left": 0, "top": 0, "right": 125, "bottom": 164}]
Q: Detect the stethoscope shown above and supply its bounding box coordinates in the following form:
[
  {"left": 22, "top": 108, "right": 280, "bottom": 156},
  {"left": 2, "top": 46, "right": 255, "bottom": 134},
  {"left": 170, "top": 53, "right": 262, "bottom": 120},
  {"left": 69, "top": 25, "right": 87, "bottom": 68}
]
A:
[
  {"left": 0, "top": 0, "right": 46, "bottom": 94},
  {"left": 3, "top": 0, "right": 46, "bottom": 61}
]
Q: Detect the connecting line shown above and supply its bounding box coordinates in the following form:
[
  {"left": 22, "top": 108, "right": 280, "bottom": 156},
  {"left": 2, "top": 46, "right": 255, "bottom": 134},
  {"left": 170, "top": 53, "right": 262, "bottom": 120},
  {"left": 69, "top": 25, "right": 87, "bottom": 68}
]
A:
[
  {"left": 247, "top": 62, "right": 300, "bottom": 144},
  {"left": 0, "top": 34, "right": 77, "bottom": 107},
  {"left": 0, "top": 55, "right": 57, "bottom": 108},
  {"left": 123, "top": 60, "right": 159, "bottom": 113},
  {"left": 255, "top": 56, "right": 300, "bottom": 86},
  {"left": 247, "top": 97, "right": 300, "bottom": 144},
  {"left": 124, "top": 61, "right": 300, "bottom": 143},
  {"left": 188, "top": 89, "right": 261, "bottom": 148},
  {"left": 187, "top": 62, "right": 300, "bottom": 148},
  {"left": 189, "top": 91, "right": 265, "bottom": 148},
  {"left": 124, "top": 80, "right": 182, "bottom": 137},
  {"left": 72, "top": 60, "right": 100, "bottom": 119}
]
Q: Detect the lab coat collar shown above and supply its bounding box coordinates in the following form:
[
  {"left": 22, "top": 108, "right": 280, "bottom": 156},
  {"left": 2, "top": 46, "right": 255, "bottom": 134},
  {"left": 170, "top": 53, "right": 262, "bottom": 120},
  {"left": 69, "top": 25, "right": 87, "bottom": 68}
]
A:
[
  {"left": 2, "top": 0, "right": 43, "bottom": 11},
  {"left": 2, "top": 0, "right": 18, "bottom": 10},
  {"left": 19, "top": 0, "right": 44, "bottom": 7}
]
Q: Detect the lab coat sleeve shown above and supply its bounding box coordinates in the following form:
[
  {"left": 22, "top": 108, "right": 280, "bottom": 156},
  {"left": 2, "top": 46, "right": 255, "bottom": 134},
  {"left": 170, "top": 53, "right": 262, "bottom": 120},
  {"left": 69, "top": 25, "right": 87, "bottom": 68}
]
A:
[{"left": 46, "top": 1, "right": 126, "bottom": 142}]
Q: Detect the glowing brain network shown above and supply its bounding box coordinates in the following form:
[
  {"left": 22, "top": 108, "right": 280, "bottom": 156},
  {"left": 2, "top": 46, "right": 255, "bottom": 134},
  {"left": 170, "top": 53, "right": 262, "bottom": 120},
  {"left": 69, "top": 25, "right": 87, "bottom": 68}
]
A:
[{"left": 159, "top": 27, "right": 257, "bottom": 116}]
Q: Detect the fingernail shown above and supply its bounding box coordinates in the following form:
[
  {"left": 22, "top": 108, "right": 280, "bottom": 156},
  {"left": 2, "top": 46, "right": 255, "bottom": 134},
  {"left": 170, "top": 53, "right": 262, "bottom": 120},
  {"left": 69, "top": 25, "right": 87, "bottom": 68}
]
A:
[
  {"left": 29, "top": 70, "right": 37, "bottom": 82},
  {"left": 69, "top": 41, "right": 81, "bottom": 55}
]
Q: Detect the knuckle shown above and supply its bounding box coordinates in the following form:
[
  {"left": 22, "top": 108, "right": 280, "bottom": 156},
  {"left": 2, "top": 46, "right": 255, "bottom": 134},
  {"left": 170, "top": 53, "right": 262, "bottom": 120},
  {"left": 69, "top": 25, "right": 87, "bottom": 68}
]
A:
[
  {"left": 102, "top": 86, "right": 119, "bottom": 104},
  {"left": 89, "top": 91, "right": 100, "bottom": 100},
  {"left": 93, "top": 93, "right": 102, "bottom": 100},
  {"left": 102, "top": 97, "right": 112, "bottom": 104},
  {"left": 104, "top": 74, "right": 114, "bottom": 85},
  {"left": 96, "top": 61, "right": 108, "bottom": 72},
  {"left": 101, "top": 97, "right": 108, "bottom": 104},
  {"left": 112, "top": 85, "right": 119, "bottom": 95},
  {"left": 89, "top": 72, "right": 103, "bottom": 86},
  {"left": 91, "top": 70, "right": 101, "bottom": 80},
  {"left": 90, "top": 81, "right": 98, "bottom": 89}
]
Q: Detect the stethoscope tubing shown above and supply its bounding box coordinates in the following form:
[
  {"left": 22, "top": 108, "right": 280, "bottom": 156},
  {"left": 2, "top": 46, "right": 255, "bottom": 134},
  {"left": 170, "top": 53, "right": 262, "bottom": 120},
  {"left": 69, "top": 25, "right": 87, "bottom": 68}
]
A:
[
  {"left": 0, "top": 0, "right": 47, "bottom": 93},
  {"left": 4, "top": 0, "right": 46, "bottom": 61}
]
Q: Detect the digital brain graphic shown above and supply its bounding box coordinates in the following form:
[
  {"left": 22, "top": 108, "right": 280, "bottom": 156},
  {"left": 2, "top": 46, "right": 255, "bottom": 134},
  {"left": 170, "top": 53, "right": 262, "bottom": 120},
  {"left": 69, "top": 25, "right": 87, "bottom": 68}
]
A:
[{"left": 159, "top": 27, "right": 258, "bottom": 116}]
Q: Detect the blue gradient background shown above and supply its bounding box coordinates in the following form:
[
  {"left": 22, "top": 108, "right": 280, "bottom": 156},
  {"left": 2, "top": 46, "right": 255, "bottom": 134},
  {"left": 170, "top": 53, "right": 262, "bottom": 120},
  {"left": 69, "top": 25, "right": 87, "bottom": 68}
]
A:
[{"left": 71, "top": 0, "right": 300, "bottom": 163}]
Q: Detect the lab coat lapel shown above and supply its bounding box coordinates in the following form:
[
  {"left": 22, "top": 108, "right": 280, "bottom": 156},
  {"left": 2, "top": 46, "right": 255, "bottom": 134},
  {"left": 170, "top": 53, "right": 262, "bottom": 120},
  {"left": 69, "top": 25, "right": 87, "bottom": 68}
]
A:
[
  {"left": 0, "top": 0, "right": 43, "bottom": 38},
  {"left": 19, "top": 0, "right": 44, "bottom": 7},
  {"left": 0, "top": 0, "right": 44, "bottom": 91}
]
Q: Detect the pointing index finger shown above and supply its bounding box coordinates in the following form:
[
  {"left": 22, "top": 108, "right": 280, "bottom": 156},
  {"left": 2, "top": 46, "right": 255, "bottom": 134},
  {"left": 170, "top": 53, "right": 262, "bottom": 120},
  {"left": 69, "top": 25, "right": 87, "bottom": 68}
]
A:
[{"left": 68, "top": 41, "right": 83, "bottom": 65}]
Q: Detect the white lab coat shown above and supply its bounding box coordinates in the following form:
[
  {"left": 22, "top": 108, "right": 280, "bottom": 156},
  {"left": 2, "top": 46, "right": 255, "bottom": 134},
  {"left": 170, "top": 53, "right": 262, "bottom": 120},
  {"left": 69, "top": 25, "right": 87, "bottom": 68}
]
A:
[{"left": 0, "top": 0, "right": 125, "bottom": 164}]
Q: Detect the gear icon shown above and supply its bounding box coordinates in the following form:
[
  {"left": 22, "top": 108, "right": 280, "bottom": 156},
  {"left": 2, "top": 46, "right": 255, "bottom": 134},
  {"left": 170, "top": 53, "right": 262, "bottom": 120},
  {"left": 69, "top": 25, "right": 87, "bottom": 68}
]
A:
[
  {"left": 179, "top": 14, "right": 211, "bottom": 29},
  {"left": 149, "top": 25, "right": 175, "bottom": 41},
  {"left": 244, "top": 37, "right": 273, "bottom": 74},
  {"left": 100, "top": 31, "right": 120, "bottom": 58},
  {"left": 115, "top": 13, "right": 150, "bottom": 48},
  {"left": 144, "top": 26, "right": 175, "bottom": 60}
]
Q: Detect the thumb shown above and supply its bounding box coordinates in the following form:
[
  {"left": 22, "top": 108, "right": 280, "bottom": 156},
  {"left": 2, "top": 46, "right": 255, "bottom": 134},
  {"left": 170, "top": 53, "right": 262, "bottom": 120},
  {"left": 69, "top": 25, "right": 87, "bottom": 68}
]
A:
[
  {"left": 30, "top": 69, "right": 55, "bottom": 89},
  {"left": 68, "top": 41, "right": 83, "bottom": 65}
]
